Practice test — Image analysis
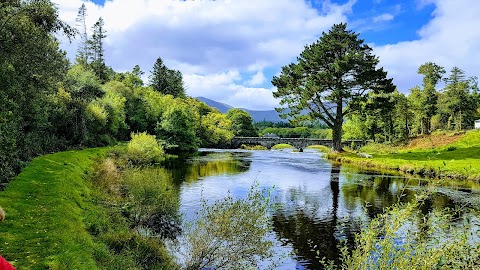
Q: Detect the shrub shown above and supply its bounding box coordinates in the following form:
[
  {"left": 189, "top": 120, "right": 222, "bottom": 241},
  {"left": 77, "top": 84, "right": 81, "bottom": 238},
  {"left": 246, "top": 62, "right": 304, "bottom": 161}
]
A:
[
  {"left": 322, "top": 192, "right": 480, "bottom": 269},
  {"left": 126, "top": 132, "right": 164, "bottom": 165},
  {"left": 176, "top": 184, "right": 277, "bottom": 269}
]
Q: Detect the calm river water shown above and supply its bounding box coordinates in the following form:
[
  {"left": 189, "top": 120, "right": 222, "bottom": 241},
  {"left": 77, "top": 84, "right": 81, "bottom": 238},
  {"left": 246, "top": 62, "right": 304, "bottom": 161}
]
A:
[{"left": 165, "top": 148, "right": 479, "bottom": 269}]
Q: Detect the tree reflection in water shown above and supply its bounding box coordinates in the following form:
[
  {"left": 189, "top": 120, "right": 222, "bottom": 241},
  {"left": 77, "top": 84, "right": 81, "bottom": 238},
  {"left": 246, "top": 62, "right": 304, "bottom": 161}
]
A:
[
  {"left": 170, "top": 150, "right": 474, "bottom": 269},
  {"left": 270, "top": 166, "right": 461, "bottom": 269}
]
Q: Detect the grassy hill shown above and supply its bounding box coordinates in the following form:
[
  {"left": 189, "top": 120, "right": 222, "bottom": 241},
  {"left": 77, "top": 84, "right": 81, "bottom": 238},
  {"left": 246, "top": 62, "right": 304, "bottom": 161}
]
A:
[{"left": 328, "top": 130, "right": 480, "bottom": 182}]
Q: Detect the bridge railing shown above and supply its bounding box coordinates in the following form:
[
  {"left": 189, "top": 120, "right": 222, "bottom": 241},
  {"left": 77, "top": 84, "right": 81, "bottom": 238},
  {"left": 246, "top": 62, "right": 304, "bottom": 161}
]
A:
[{"left": 230, "top": 137, "right": 368, "bottom": 149}]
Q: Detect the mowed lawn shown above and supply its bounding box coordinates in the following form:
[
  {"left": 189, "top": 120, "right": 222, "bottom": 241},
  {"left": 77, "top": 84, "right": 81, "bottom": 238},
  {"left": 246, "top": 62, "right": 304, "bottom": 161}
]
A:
[{"left": 329, "top": 130, "right": 480, "bottom": 181}]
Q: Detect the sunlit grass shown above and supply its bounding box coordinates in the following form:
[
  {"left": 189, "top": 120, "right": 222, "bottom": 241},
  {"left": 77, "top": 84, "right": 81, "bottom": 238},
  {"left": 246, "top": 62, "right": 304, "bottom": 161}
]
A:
[
  {"left": 271, "top": 143, "right": 295, "bottom": 150},
  {"left": 329, "top": 130, "right": 480, "bottom": 181},
  {"left": 240, "top": 144, "right": 268, "bottom": 150},
  {"left": 0, "top": 148, "right": 111, "bottom": 269},
  {"left": 306, "top": 145, "right": 331, "bottom": 153},
  {"left": 0, "top": 147, "right": 177, "bottom": 269}
]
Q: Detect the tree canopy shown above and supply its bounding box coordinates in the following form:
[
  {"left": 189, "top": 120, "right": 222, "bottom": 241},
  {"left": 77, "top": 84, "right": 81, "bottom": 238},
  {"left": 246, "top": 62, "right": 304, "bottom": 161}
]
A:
[
  {"left": 148, "top": 57, "right": 186, "bottom": 98},
  {"left": 272, "top": 23, "right": 395, "bottom": 151}
]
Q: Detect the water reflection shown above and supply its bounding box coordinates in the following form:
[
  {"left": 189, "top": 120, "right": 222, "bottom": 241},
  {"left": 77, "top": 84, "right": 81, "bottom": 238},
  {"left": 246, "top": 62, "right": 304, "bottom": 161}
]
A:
[
  {"left": 167, "top": 149, "right": 479, "bottom": 269},
  {"left": 164, "top": 151, "right": 252, "bottom": 184}
]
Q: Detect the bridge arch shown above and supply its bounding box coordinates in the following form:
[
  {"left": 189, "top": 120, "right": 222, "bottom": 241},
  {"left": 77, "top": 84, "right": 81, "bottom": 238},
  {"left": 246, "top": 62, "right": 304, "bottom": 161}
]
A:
[{"left": 230, "top": 137, "right": 366, "bottom": 151}]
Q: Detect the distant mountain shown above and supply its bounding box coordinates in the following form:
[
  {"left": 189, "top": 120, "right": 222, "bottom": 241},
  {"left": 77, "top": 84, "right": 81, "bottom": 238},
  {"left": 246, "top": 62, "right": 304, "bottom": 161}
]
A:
[
  {"left": 196, "top": 97, "right": 233, "bottom": 114},
  {"left": 196, "top": 97, "right": 287, "bottom": 123}
]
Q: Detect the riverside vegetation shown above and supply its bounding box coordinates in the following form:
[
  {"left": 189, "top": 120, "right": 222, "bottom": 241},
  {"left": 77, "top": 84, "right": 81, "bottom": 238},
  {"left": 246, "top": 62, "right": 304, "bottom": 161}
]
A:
[
  {"left": 0, "top": 133, "right": 277, "bottom": 269},
  {"left": 1, "top": 1, "right": 479, "bottom": 268},
  {"left": 327, "top": 130, "right": 480, "bottom": 183}
]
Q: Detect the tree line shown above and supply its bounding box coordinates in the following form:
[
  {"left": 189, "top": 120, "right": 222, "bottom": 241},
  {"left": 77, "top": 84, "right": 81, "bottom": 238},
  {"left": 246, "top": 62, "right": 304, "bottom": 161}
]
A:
[
  {"left": 273, "top": 23, "right": 480, "bottom": 150},
  {"left": 0, "top": 1, "right": 254, "bottom": 185}
]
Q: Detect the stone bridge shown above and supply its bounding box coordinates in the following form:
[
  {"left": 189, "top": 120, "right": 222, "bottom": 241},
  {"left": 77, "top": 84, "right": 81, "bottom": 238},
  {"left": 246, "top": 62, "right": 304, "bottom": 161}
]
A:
[{"left": 230, "top": 137, "right": 367, "bottom": 151}]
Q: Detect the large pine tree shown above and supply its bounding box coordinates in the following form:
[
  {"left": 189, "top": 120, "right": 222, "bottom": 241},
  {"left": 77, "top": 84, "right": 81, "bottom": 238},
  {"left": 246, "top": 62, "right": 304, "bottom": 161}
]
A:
[
  {"left": 88, "top": 17, "right": 108, "bottom": 82},
  {"left": 272, "top": 23, "right": 395, "bottom": 151}
]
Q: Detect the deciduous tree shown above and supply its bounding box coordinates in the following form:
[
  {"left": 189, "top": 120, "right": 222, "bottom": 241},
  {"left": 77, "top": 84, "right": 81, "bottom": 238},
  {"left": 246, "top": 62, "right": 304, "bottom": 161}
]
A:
[{"left": 226, "top": 108, "right": 257, "bottom": 137}]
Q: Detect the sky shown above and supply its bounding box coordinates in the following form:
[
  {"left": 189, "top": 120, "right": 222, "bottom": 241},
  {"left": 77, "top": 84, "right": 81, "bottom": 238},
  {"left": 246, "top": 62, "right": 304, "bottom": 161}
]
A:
[{"left": 54, "top": 0, "right": 480, "bottom": 110}]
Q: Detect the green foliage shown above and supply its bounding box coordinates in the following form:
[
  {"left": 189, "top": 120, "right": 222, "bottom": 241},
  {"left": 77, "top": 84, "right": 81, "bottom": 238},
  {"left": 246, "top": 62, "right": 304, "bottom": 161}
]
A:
[
  {"left": 271, "top": 144, "right": 295, "bottom": 150},
  {"left": 326, "top": 191, "right": 479, "bottom": 269},
  {"left": 199, "top": 111, "right": 234, "bottom": 147},
  {"left": 177, "top": 184, "right": 276, "bottom": 270},
  {"left": 329, "top": 130, "right": 480, "bottom": 181},
  {"left": 90, "top": 152, "right": 180, "bottom": 269},
  {"left": 272, "top": 23, "right": 395, "bottom": 151},
  {"left": 88, "top": 17, "right": 109, "bottom": 82},
  {"left": 157, "top": 103, "right": 197, "bottom": 152},
  {"left": 240, "top": 144, "right": 269, "bottom": 150},
  {"left": 126, "top": 132, "right": 164, "bottom": 165},
  {"left": 121, "top": 167, "right": 181, "bottom": 239},
  {"left": 343, "top": 114, "right": 368, "bottom": 140},
  {"left": 0, "top": 0, "right": 71, "bottom": 182},
  {"left": 226, "top": 108, "right": 257, "bottom": 137},
  {"left": 148, "top": 57, "right": 185, "bottom": 97}
]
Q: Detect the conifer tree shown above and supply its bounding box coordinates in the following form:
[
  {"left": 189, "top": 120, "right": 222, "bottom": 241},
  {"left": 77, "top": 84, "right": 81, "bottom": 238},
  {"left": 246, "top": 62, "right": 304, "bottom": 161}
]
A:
[
  {"left": 272, "top": 23, "right": 395, "bottom": 151},
  {"left": 148, "top": 57, "right": 186, "bottom": 97},
  {"left": 75, "top": 3, "right": 89, "bottom": 68}
]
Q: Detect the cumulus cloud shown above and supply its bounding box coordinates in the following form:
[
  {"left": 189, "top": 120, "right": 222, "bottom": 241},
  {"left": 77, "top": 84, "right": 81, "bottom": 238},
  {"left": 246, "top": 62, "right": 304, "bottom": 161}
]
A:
[
  {"left": 53, "top": 0, "right": 480, "bottom": 110},
  {"left": 184, "top": 71, "right": 277, "bottom": 110},
  {"left": 374, "top": 0, "right": 480, "bottom": 92},
  {"left": 246, "top": 71, "right": 267, "bottom": 86},
  {"left": 54, "top": 0, "right": 354, "bottom": 109}
]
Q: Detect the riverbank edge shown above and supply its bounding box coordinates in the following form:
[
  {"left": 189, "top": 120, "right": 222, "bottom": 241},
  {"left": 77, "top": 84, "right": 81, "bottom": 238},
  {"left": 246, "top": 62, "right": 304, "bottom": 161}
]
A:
[
  {"left": 0, "top": 147, "right": 176, "bottom": 269},
  {"left": 326, "top": 151, "right": 480, "bottom": 183},
  {"left": 0, "top": 147, "right": 110, "bottom": 269}
]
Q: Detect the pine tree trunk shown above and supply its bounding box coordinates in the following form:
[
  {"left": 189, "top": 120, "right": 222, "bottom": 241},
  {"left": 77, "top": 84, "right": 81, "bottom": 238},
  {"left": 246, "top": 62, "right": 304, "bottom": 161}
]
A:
[{"left": 332, "top": 100, "right": 343, "bottom": 151}]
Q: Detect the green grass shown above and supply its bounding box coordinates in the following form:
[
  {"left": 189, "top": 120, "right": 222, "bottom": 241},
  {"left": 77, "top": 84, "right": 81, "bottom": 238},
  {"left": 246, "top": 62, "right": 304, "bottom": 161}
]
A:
[
  {"left": 328, "top": 130, "right": 480, "bottom": 182},
  {"left": 271, "top": 144, "right": 295, "bottom": 150},
  {"left": 240, "top": 144, "right": 268, "bottom": 150},
  {"left": 306, "top": 145, "right": 331, "bottom": 153},
  {"left": 0, "top": 147, "right": 177, "bottom": 269},
  {"left": 0, "top": 148, "right": 111, "bottom": 269}
]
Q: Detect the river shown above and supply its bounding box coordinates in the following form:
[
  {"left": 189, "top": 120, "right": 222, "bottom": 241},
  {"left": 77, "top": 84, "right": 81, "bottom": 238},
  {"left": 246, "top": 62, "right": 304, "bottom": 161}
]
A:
[{"left": 164, "top": 148, "right": 479, "bottom": 269}]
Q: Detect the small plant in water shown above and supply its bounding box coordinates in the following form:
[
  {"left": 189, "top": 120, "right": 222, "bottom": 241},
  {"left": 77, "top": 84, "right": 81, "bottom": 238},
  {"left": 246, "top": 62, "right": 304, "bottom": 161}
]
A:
[{"left": 175, "top": 183, "right": 278, "bottom": 270}]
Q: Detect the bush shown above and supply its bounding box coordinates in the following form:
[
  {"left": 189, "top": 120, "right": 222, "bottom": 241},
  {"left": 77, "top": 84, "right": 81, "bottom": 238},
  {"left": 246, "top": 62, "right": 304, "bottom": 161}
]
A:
[
  {"left": 322, "top": 191, "right": 480, "bottom": 269},
  {"left": 176, "top": 184, "right": 277, "bottom": 269},
  {"left": 126, "top": 132, "right": 164, "bottom": 165}
]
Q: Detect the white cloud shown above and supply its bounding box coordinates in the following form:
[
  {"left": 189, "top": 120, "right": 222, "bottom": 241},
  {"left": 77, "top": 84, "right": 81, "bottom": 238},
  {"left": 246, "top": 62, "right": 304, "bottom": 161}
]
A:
[
  {"left": 53, "top": 0, "right": 480, "bottom": 109},
  {"left": 246, "top": 71, "right": 267, "bottom": 86},
  {"left": 54, "top": 0, "right": 354, "bottom": 110},
  {"left": 373, "top": 13, "right": 394, "bottom": 23},
  {"left": 374, "top": 0, "right": 480, "bottom": 92},
  {"left": 183, "top": 70, "right": 278, "bottom": 110}
]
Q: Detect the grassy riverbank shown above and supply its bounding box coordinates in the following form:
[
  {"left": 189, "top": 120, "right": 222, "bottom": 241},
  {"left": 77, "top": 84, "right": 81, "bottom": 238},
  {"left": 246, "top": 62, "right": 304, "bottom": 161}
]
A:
[
  {"left": 0, "top": 147, "right": 175, "bottom": 269},
  {"left": 327, "top": 130, "right": 480, "bottom": 182}
]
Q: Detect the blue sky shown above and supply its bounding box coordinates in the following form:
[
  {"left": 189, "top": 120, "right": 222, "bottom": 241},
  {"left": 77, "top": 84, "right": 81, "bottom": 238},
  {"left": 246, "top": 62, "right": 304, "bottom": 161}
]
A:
[{"left": 54, "top": 0, "right": 480, "bottom": 110}]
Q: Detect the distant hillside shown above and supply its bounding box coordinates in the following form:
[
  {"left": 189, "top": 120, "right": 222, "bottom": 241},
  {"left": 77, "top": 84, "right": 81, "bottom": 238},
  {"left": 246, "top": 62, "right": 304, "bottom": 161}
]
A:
[
  {"left": 196, "top": 97, "right": 287, "bottom": 123},
  {"left": 196, "top": 97, "right": 233, "bottom": 114}
]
